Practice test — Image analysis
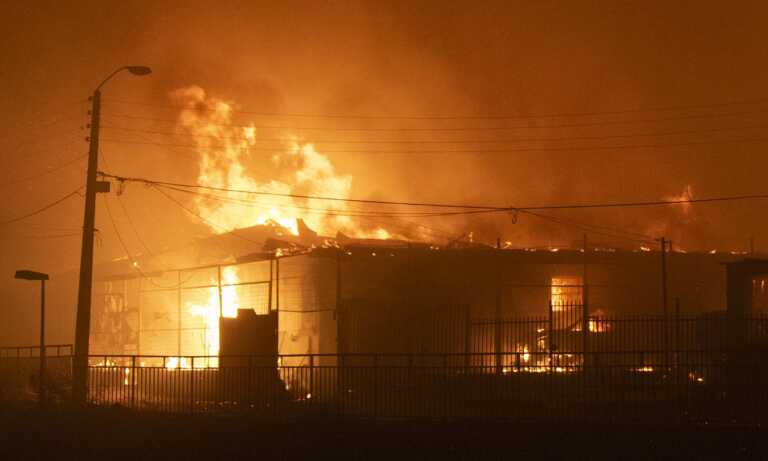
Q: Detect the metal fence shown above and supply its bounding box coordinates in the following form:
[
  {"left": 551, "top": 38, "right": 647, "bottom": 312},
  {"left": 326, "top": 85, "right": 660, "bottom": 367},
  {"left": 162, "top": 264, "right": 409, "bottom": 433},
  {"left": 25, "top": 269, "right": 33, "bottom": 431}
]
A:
[
  {"left": 0, "top": 345, "right": 72, "bottom": 402},
  {"left": 3, "top": 315, "right": 768, "bottom": 424},
  {"left": 79, "top": 350, "right": 766, "bottom": 423}
]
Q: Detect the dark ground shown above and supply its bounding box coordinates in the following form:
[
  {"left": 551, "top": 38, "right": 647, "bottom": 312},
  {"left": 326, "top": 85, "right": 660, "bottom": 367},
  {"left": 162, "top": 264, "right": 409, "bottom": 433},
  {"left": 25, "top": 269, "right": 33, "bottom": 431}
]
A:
[{"left": 0, "top": 405, "right": 765, "bottom": 460}]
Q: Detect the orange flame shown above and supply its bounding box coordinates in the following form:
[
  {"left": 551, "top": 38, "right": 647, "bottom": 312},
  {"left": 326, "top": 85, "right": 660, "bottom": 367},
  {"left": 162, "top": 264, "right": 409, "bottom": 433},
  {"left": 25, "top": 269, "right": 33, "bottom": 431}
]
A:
[{"left": 170, "top": 86, "right": 390, "bottom": 239}]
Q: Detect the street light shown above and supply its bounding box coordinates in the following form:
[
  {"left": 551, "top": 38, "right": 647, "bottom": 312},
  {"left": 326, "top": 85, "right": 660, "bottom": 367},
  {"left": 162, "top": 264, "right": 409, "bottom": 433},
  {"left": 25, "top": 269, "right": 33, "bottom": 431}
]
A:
[
  {"left": 73, "top": 65, "right": 152, "bottom": 404},
  {"left": 15, "top": 270, "right": 49, "bottom": 406}
]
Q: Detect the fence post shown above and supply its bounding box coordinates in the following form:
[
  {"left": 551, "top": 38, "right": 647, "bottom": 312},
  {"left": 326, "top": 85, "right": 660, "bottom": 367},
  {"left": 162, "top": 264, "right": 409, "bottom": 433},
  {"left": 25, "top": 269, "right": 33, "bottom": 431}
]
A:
[
  {"left": 548, "top": 300, "right": 554, "bottom": 374},
  {"left": 247, "top": 355, "right": 253, "bottom": 411},
  {"left": 16, "top": 347, "right": 20, "bottom": 393},
  {"left": 190, "top": 356, "right": 195, "bottom": 414},
  {"left": 443, "top": 353, "right": 449, "bottom": 420},
  {"left": 309, "top": 354, "right": 315, "bottom": 405},
  {"left": 130, "top": 355, "right": 136, "bottom": 409},
  {"left": 408, "top": 353, "right": 415, "bottom": 417},
  {"left": 373, "top": 354, "right": 378, "bottom": 417},
  {"left": 582, "top": 234, "right": 589, "bottom": 370},
  {"left": 464, "top": 306, "right": 471, "bottom": 373},
  {"left": 675, "top": 298, "right": 681, "bottom": 420},
  {"left": 494, "top": 241, "right": 503, "bottom": 374}
]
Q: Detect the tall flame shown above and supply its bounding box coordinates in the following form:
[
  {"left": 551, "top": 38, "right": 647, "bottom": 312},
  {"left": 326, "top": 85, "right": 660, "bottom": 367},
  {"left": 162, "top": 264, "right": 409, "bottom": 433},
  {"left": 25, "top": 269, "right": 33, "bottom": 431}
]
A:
[
  {"left": 171, "top": 86, "right": 382, "bottom": 238},
  {"left": 186, "top": 266, "right": 241, "bottom": 361},
  {"left": 168, "top": 86, "right": 396, "bottom": 366}
]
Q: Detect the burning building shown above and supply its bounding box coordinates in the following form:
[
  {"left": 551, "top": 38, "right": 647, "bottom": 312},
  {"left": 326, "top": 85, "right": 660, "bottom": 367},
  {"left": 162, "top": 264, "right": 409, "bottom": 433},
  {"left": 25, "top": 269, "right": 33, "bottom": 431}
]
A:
[
  {"left": 78, "top": 86, "right": 764, "bottom": 380},
  {"left": 86, "top": 222, "right": 742, "bottom": 369}
]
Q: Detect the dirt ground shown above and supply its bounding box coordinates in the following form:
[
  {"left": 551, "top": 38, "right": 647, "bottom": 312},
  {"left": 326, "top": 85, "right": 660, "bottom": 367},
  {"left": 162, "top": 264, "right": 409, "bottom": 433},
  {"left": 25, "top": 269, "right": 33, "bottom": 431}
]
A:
[{"left": 0, "top": 404, "right": 765, "bottom": 460}]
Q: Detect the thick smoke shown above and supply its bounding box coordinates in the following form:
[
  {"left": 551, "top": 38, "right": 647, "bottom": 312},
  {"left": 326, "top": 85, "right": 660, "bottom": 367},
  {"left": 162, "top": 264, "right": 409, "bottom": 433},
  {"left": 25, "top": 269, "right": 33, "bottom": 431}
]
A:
[{"left": 2, "top": 2, "right": 768, "bottom": 345}]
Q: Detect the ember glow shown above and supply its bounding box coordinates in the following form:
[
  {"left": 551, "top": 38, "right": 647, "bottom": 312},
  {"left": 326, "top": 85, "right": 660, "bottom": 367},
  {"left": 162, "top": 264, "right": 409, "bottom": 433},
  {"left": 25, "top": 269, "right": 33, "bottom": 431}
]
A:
[{"left": 550, "top": 276, "right": 583, "bottom": 310}]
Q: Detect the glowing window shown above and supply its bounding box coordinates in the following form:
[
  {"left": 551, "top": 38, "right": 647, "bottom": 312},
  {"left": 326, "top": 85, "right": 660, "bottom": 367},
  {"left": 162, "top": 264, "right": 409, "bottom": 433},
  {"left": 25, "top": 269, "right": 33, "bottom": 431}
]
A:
[{"left": 550, "top": 276, "right": 583, "bottom": 311}]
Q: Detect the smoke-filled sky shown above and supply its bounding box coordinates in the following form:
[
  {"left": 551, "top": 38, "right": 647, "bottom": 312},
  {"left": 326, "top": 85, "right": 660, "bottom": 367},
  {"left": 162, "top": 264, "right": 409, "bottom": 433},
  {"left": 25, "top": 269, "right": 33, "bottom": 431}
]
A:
[{"left": 2, "top": 0, "right": 768, "bottom": 344}]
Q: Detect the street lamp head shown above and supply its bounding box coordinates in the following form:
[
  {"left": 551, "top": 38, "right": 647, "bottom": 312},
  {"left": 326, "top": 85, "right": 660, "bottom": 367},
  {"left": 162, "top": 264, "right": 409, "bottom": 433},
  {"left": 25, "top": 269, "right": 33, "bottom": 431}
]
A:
[
  {"left": 126, "top": 66, "right": 152, "bottom": 76},
  {"left": 96, "top": 65, "right": 152, "bottom": 91},
  {"left": 15, "top": 270, "right": 49, "bottom": 281}
]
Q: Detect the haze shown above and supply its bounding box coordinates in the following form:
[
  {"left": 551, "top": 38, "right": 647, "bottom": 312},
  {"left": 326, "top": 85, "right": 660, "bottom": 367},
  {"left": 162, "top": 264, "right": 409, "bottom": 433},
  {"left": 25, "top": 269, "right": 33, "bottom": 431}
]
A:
[{"left": 2, "top": 0, "right": 767, "bottom": 345}]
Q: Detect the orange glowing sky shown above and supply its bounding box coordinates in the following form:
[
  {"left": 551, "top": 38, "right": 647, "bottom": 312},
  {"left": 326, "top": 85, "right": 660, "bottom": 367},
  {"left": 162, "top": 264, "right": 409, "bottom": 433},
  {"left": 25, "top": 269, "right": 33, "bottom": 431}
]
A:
[{"left": 2, "top": 1, "right": 768, "bottom": 345}]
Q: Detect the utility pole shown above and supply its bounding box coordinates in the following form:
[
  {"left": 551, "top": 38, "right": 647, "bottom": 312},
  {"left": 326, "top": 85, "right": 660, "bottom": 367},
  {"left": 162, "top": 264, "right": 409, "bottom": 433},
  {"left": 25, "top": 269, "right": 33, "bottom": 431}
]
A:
[
  {"left": 72, "top": 66, "right": 151, "bottom": 404},
  {"left": 72, "top": 89, "right": 102, "bottom": 404}
]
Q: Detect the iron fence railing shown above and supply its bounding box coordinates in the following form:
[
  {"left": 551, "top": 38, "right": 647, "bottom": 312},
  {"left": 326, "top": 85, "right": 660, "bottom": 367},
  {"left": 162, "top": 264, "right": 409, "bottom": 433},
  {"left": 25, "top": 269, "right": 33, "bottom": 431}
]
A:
[
  {"left": 2, "top": 314, "right": 768, "bottom": 423},
  {"left": 74, "top": 351, "right": 766, "bottom": 423},
  {"left": 0, "top": 344, "right": 73, "bottom": 358}
]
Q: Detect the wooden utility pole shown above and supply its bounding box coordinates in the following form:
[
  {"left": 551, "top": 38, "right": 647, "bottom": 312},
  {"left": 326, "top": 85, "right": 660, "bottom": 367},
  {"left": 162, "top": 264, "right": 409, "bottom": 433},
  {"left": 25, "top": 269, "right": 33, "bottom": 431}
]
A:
[
  {"left": 73, "top": 66, "right": 151, "bottom": 403},
  {"left": 72, "top": 88, "right": 102, "bottom": 403}
]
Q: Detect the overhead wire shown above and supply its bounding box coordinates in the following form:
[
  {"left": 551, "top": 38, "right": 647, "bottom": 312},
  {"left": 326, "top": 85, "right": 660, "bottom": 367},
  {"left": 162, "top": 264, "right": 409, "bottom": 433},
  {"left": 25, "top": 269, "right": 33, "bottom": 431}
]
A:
[
  {"left": 100, "top": 96, "right": 768, "bottom": 120},
  {"left": 157, "top": 184, "right": 502, "bottom": 218},
  {"left": 0, "top": 186, "right": 84, "bottom": 225},
  {"left": 149, "top": 185, "right": 262, "bottom": 244},
  {"left": 101, "top": 172, "right": 506, "bottom": 211},
  {"left": 158, "top": 182, "right": 656, "bottom": 245},
  {"left": 5, "top": 232, "right": 82, "bottom": 240},
  {"left": 98, "top": 136, "right": 768, "bottom": 155},
  {"left": 100, "top": 172, "right": 714, "bottom": 245},
  {"left": 99, "top": 122, "right": 768, "bottom": 145},
  {"left": 101, "top": 107, "right": 768, "bottom": 132},
  {"left": 102, "top": 194, "right": 193, "bottom": 289},
  {"left": 100, "top": 172, "right": 768, "bottom": 213},
  {"left": 104, "top": 196, "right": 201, "bottom": 290},
  {"left": 517, "top": 209, "right": 657, "bottom": 245},
  {"left": 0, "top": 153, "right": 88, "bottom": 189},
  {"left": 150, "top": 182, "right": 456, "bottom": 241},
  {"left": 114, "top": 193, "right": 156, "bottom": 257},
  {"left": 99, "top": 148, "right": 157, "bottom": 258}
]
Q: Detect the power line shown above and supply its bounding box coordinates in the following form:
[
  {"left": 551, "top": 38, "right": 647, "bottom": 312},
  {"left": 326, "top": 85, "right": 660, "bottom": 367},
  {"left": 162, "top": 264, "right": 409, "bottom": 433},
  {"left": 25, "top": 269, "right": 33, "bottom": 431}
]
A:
[
  {"left": 101, "top": 107, "right": 768, "bottom": 132},
  {"left": 159, "top": 184, "right": 499, "bottom": 218},
  {"left": 99, "top": 136, "right": 768, "bottom": 155},
  {"left": 114, "top": 193, "right": 156, "bottom": 257},
  {"left": 102, "top": 194, "right": 196, "bottom": 289},
  {"left": 100, "top": 172, "right": 768, "bottom": 213},
  {"left": 128, "top": 175, "right": 651, "bottom": 246},
  {"left": 0, "top": 187, "right": 83, "bottom": 225},
  {"left": 6, "top": 232, "right": 82, "bottom": 240},
  {"left": 101, "top": 172, "right": 505, "bottom": 211},
  {"left": 0, "top": 153, "right": 87, "bottom": 189},
  {"left": 100, "top": 96, "right": 768, "bottom": 120},
  {"left": 518, "top": 209, "right": 656, "bottom": 245},
  {"left": 4, "top": 104, "right": 88, "bottom": 140},
  {"left": 153, "top": 179, "right": 656, "bottom": 245},
  {"left": 1, "top": 132, "right": 84, "bottom": 163},
  {"left": 3, "top": 224, "right": 82, "bottom": 232},
  {"left": 521, "top": 194, "right": 768, "bottom": 211},
  {"left": 161, "top": 184, "right": 461, "bottom": 242},
  {"left": 99, "top": 122, "right": 768, "bottom": 145},
  {"left": 149, "top": 185, "right": 262, "bottom": 244}
]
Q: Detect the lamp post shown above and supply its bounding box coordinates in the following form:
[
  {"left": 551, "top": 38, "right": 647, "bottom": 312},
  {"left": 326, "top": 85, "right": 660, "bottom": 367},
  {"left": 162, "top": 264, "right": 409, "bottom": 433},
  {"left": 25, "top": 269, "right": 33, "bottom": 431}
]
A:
[
  {"left": 15, "top": 270, "right": 50, "bottom": 406},
  {"left": 73, "top": 66, "right": 152, "bottom": 404}
]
